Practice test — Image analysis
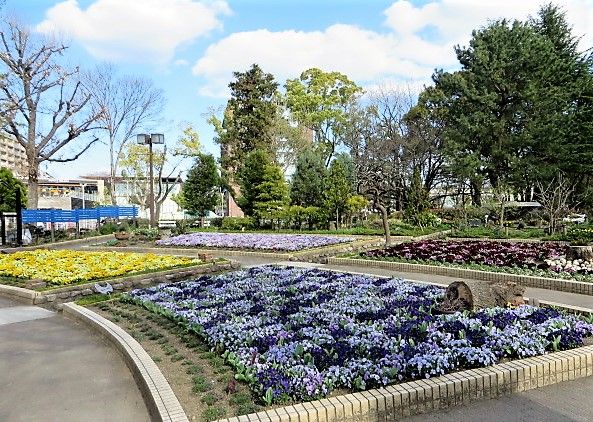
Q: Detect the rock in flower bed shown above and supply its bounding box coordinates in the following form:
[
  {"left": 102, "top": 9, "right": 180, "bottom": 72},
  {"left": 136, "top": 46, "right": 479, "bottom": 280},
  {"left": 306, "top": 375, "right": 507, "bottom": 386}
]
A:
[
  {"left": 126, "top": 266, "right": 593, "bottom": 404},
  {"left": 0, "top": 249, "right": 200, "bottom": 286},
  {"left": 155, "top": 232, "right": 355, "bottom": 252}
]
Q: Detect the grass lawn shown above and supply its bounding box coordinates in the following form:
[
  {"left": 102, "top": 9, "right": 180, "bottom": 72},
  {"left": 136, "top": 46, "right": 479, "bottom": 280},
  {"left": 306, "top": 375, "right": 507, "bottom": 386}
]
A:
[
  {"left": 188, "top": 223, "right": 449, "bottom": 238},
  {"left": 449, "top": 226, "right": 546, "bottom": 239}
]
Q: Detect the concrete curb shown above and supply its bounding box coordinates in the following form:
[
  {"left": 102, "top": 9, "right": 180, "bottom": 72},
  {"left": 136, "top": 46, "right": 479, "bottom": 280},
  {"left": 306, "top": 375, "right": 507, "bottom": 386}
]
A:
[
  {"left": 215, "top": 345, "right": 593, "bottom": 422},
  {"left": 327, "top": 257, "right": 593, "bottom": 296},
  {"left": 62, "top": 303, "right": 189, "bottom": 422},
  {"left": 0, "top": 284, "right": 37, "bottom": 304}
]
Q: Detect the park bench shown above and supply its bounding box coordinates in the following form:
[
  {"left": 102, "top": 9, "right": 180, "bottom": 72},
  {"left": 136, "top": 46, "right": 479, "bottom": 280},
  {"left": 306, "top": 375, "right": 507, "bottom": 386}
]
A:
[{"left": 158, "top": 220, "right": 176, "bottom": 229}]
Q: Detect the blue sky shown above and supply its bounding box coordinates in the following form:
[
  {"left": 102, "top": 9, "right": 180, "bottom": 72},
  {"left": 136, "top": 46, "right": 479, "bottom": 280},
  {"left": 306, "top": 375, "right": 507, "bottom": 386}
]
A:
[{"left": 4, "top": 0, "right": 593, "bottom": 179}]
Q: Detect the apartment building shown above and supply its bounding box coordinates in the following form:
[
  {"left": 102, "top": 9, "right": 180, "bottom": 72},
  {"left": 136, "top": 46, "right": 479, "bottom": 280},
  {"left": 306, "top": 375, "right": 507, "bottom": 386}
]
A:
[{"left": 0, "top": 136, "right": 27, "bottom": 177}]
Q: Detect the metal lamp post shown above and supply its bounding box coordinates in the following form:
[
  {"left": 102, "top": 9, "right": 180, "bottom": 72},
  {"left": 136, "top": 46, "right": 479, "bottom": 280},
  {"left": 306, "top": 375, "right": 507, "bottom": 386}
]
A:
[{"left": 137, "top": 133, "right": 165, "bottom": 228}]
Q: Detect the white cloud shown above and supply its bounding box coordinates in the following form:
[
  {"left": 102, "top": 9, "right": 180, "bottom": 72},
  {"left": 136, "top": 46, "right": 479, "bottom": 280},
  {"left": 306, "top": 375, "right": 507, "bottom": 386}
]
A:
[
  {"left": 36, "top": 0, "right": 231, "bottom": 62},
  {"left": 384, "top": 0, "right": 592, "bottom": 49},
  {"left": 193, "top": 25, "right": 435, "bottom": 97},
  {"left": 192, "top": 0, "right": 592, "bottom": 97}
]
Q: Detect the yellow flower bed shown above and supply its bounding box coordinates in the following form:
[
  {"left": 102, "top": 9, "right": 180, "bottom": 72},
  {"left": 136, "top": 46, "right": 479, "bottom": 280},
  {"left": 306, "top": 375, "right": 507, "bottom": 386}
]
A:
[{"left": 0, "top": 250, "right": 200, "bottom": 285}]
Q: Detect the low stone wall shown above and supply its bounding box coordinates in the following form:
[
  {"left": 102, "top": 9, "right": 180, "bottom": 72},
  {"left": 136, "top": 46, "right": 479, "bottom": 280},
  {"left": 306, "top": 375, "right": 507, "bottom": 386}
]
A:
[
  {"left": 0, "top": 261, "right": 239, "bottom": 309},
  {"left": 327, "top": 257, "right": 593, "bottom": 296}
]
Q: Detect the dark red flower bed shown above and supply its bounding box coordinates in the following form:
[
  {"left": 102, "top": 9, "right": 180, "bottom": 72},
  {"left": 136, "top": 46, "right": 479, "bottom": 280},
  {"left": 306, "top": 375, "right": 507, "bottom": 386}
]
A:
[{"left": 360, "top": 240, "right": 568, "bottom": 269}]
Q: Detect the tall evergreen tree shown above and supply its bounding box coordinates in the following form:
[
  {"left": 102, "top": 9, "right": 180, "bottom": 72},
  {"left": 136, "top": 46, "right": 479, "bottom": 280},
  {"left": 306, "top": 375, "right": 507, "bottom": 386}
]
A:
[
  {"left": 254, "top": 163, "right": 289, "bottom": 222},
  {"left": 237, "top": 149, "right": 271, "bottom": 217},
  {"left": 214, "top": 64, "right": 279, "bottom": 186},
  {"left": 421, "top": 5, "right": 593, "bottom": 205},
  {"left": 290, "top": 149, "right": 327, "bottom": 207},
  {"left": 181, "top": 154, "right": 221, "bottom": 223}
]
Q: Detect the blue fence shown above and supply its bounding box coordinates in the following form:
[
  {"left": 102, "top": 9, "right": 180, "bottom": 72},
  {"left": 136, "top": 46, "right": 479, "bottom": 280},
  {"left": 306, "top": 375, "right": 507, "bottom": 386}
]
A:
[{"left": 22, "top": 206, "right": 138, "bottom": 224}]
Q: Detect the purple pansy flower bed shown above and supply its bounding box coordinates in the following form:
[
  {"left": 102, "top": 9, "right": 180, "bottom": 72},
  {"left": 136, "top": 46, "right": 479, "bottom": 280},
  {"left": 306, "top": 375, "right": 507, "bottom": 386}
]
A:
[
  {"left": 126, "top": 266, "right": 592, "bottom": 404},
  {"left": 155, "top": 232, "right": 354, "bottom": 251},
  {"left": 361, "top": 240, "right": 568, "bottom": 270}
]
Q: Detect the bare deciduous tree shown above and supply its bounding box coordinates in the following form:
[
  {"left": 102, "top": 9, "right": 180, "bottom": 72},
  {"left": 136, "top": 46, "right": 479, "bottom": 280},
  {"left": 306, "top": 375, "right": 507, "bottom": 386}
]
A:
[
  {"left": 119, "top": 143, "right": 182, "bottom": 221},
  {"left": 348, "top": 104, "right": 403, "bottom": 245},
  {"left": 536, "top": 173, "right": 575, "bottom": 234},
  {"left": 0, "top": 19, "right": 101, "bottom": 208},
  {"left": 86, "top": 64, "right": 164, "bottom": 205}
]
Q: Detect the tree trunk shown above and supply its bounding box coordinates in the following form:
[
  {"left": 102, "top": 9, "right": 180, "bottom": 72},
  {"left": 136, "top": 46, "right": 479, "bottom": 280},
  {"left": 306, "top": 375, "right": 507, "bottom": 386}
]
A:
[
  {"left": 435, "top": 280, "right": 526, "bottom": 313},
  {"left": 470, "top": 180, "right": 482, "bottom": 206},
  {"left": 376, "top": 203, "right": 391, "bottom": 245},
  {"left": 109, "top": 138, "right": 117, "bottom": 205},
  {"left": 155, "top": 201, "right": 162, "bottom": 222},
  {"left": 27, "top": 155, "right": 39, "bottom": 209}
]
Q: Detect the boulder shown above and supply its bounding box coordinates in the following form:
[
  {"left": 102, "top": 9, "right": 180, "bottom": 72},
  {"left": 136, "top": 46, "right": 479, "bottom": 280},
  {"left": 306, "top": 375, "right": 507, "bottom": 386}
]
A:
[{"left": 435, "top": 280, "right": 525, "bottom": 313}]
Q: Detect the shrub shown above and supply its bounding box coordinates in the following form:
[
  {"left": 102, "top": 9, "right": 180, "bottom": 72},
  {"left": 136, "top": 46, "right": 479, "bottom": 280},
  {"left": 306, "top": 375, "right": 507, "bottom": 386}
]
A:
[
  {"left": 132, "top": 227, "right": 159, "bottom": 240},
  {"left": 405, "top": 211, "right": 440, "bottom": 228},
  {"left": 559, "top": 226, "right": 593, "bottom": 245},
  {"left": 99, "top": 222, "right": 119, "bottom": 234},
  {"left": 221, "top": 217, "right": 255, "bottom": 231}
]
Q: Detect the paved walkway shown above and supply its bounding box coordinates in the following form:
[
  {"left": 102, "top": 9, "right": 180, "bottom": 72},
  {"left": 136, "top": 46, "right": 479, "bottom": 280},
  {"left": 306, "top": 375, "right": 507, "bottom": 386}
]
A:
[{"left": 0, "top": 297, "right": 149, "bottom": 422}]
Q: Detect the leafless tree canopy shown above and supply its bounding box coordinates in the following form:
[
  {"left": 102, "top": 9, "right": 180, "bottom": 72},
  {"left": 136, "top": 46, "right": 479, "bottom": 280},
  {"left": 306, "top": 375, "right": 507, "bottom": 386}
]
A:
[
  {"left": 0, "top": 19, "right": 101, "bottom": 207},
  {"left": 536, "top": 173, "right": 575, "bottom": 233},
  {"left": 346, "top": 85, "right": 446, "bottom": 244},
  {"left": 85, "top": 63, "right": 164, "bottom": 204}
]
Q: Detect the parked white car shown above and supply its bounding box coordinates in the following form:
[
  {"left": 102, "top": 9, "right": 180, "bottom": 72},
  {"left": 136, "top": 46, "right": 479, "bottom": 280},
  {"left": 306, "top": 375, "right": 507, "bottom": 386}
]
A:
[{"left": 562, "top": 213, "right": 587, "bottom": 224}]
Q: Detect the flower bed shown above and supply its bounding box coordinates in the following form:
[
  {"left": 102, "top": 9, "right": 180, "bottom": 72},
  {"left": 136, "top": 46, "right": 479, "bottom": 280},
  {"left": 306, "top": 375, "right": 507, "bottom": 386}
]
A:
[
  {"left": 359, "top": 240, "right": 593, "bottom": 281},
  {"left": 126, "top": 266, "right": 593, "bottom": 405},
  {"left": 0, "top": 249, "right": 200, "bottom": 286},
  {"left": 156, "top": 232, "right": 355, "bottom": 252}
]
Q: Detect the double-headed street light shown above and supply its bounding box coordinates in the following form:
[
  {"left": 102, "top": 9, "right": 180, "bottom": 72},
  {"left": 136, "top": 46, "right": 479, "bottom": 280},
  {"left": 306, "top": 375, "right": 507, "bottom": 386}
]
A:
[{"left": 137, "top": 133, "right": 165, "bottom": 228}]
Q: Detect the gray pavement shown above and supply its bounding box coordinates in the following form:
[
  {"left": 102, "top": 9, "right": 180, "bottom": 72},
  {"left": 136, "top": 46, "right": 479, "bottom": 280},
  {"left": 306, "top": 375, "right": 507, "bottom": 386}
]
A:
[
  {"left": 404, "top": 375, "right": 593, "bottom": 422},
  {"left": 0, "top": 298, "right": 149, "bottom": 422}
]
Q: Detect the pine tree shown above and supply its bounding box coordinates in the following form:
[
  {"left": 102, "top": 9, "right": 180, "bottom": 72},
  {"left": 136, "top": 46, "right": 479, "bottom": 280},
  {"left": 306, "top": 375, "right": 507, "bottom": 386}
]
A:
[
  {"left": 290, "top": 149, "right": 327, "bottom": 207},
  {"left": 181, "top": 154, "right": 221, "bottom": 224}
]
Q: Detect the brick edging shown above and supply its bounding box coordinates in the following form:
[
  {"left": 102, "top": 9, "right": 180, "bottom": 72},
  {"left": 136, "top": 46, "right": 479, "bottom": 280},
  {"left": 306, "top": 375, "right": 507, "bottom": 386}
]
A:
[
  {"left": 216, "top": 345, "right": 593, "bottom": 422},
  {"left": 327, "top": 257, "right": 593, "bottom": 296},
  {"left": 62, "top": 303, "right": 189, "bottom": 422}
]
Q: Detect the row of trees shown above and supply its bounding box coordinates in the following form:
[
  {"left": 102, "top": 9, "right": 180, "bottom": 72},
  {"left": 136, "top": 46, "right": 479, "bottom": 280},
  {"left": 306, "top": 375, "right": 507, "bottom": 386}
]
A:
[
  {"left": 2, "top": 4, "right": 591, "bottom": 239},
  {"left": 190, "top": 4, "right": 592, "bottom": 241}
]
